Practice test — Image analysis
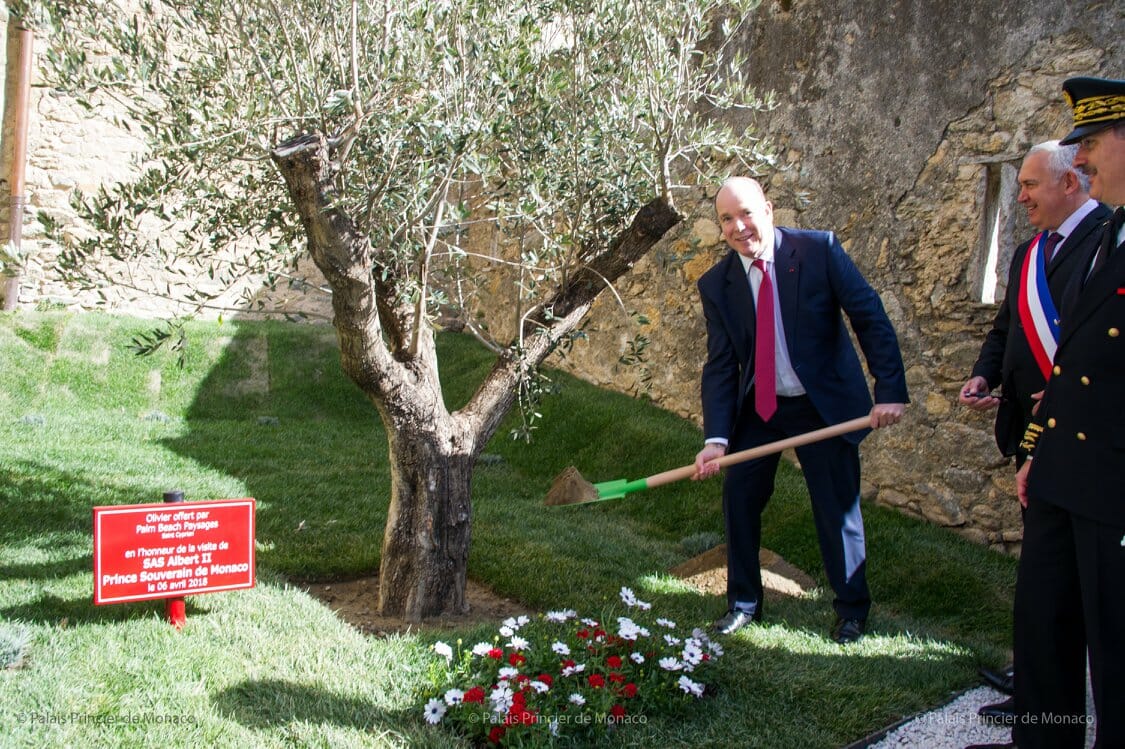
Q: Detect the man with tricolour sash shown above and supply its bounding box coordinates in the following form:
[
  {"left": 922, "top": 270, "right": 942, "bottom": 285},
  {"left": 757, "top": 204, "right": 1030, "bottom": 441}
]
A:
[{"left": 959, "top": 139, "right": 1109, "bottom": 726}]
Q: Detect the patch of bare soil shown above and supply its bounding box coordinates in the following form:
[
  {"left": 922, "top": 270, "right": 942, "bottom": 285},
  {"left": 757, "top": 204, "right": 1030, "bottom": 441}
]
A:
[
  {"left": 305, "top": 546, "right": 816, "bottom": 636},
  {"left": 303, "top": 576, "right": 534, "bottom": 637}
]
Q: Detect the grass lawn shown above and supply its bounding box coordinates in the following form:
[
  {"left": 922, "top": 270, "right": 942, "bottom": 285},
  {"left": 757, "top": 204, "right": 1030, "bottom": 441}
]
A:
[{"left": 0, "top": 312, "right": 1016, "bottom": 748}]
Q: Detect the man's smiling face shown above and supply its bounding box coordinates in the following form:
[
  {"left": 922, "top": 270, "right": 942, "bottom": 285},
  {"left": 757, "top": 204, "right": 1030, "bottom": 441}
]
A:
[{"left": 715, "top": 178, "right": 775, "bottom": 260}]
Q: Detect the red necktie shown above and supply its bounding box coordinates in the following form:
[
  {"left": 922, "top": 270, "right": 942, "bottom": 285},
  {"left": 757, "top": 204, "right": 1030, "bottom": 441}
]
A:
[{"left": 753, "top": 259, "right": 777, "bottom": 421}]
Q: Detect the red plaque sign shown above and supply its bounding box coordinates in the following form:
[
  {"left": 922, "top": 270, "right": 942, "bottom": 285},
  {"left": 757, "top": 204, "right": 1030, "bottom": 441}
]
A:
[{"left": 93, "top": 498, "right": 256, "bottom": 605}]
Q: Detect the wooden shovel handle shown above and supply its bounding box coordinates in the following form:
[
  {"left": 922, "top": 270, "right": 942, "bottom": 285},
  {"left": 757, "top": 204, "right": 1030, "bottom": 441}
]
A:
[{"left": 644, "top": 415, "right": 873, "bottom": 490}]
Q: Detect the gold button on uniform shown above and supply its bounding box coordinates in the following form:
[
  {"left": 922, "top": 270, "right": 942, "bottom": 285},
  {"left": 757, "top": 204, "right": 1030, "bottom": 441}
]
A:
[
  {"left": 1048, "top": 418, "right": 1057, "bottom": 428},
  {"left": 1053, "top": 365, "right": 1062, "bottom": 375},
  {"left": 1081, "top": 376, "right": 1090, "bottom": 385},
  {"left": 1110, "top": 328, "right": 1120, "bottom": 338},
  {"left": 1077, "top": 432, "right": 1087, "bottom": 441}
]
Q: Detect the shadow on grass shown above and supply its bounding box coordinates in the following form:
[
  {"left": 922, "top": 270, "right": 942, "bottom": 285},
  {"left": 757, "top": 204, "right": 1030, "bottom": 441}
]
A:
[
  {"left": 0, "top": 592, "right": 210, "bottom": 626},
  {"left": 213, "top": 678, "right": 409, "bottom": 732},
  {"left": 0, "top": 460, "right": 220, "bottom": 626}
]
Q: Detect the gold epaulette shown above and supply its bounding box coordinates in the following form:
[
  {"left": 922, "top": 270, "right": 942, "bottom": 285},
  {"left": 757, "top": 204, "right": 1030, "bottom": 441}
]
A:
[{"left": 1019, "top": 422, "right": 1044, "bottom": 454}]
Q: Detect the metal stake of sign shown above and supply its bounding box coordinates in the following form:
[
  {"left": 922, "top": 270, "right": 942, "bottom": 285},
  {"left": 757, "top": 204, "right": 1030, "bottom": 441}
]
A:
[{"left": 163, "top": 490, "right": 187, "bottom": 630}]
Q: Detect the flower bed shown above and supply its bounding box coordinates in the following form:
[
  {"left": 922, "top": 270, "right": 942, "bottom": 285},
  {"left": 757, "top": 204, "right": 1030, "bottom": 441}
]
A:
[{"left": 421, "top": 587, "right": 722, "bottom": 745}]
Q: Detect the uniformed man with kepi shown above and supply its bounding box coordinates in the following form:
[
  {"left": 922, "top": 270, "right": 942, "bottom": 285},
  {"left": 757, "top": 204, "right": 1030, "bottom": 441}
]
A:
[{"left": 989, "top": 75, "right": 1125, "bottom": 749}]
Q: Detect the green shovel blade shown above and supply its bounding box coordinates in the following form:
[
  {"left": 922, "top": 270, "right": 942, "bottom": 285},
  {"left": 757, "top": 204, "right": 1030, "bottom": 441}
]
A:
[{"left": 593, "top": 477, "right": 650, "bottom": 501}]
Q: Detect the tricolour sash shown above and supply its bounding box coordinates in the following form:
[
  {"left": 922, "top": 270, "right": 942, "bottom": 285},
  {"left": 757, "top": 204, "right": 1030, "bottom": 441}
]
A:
[{"left": 1016, "top": 231, "right": 1061, "bottom": 380}]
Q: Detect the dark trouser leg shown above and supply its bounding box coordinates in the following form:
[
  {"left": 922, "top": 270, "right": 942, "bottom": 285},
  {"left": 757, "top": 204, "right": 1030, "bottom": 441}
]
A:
[
  {"left": 796, "top": 435, "right": 869, "bottom": 621},
  {"left": 1013, "top": 499, "right": 1086, "bottom": 749},
  {"left": 721, "top": 451, "right": 779, "bottom": 616},
  {"left": 1073, "top": 513, "right": 1125, "bottom": 748}
]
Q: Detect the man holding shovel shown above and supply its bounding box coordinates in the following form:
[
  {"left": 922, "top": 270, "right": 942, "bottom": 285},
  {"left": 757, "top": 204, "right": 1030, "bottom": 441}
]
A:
[{"left": 693, "top": 177, "right": 907, "bottom": 644}]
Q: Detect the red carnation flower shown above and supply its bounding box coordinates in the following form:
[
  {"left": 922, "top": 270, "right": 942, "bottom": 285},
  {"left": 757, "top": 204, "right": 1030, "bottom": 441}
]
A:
[
  {"left": 606, "top": 655, "right": 622, "bottom": 669},
  {"left": 609, "top": 672, "right": 625, "bottom": 683},
  {"left": 537, "top": 673, "right": 554, "bottom": 686},
  {"left": 588, "top": 674, "right": 606, "bottom": 688},
  {"left": 463, "top": 686, "right": 486, "bottom": 704},
  {"left": 561, "top": 658, "right": 576, "bottom": 669},
  {"left": 610, "top": 704, "right": 626, "bottom": 719},
  {"left": 576, "top": 628, "right": 590, "bottom": 639},
  {"left": 487, "top": 648, "right": 503, "bottom": 660},
  {"left": 621, "top": 682, "right": 638, "bottom": 698},
  {"left": 509, "top": 652, "right": 526, "bottom": 666},
  {"left": 488, "top": 725, "right": 505, "bottom": 744}
]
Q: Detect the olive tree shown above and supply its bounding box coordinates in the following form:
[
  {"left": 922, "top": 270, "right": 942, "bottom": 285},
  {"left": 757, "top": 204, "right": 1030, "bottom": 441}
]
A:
[{"left": 18, "top": 0, "right": 770, "bottom": 619}]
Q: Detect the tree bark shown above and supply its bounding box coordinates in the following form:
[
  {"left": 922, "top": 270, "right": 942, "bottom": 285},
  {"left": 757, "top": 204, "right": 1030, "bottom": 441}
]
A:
[
  {"left": 378, "top": 424, "right": 476, "bottom": 620},
  {"left": 270, "top": 131, "right": 683, "bottom": 620}
]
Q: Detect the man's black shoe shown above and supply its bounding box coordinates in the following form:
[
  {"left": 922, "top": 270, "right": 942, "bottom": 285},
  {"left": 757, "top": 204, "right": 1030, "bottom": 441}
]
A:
[
  {"left": 830, "top": 617, "right": 866, "bottom": 644},
  {"left": 711, "top": 609, "right": 759, "bottom": 635},
  {"left": 978, "top": 696, "right": 1016, "bottom": 725},
  {"left": 979, "top": 665, "right": 1015, "bottom": 695}
]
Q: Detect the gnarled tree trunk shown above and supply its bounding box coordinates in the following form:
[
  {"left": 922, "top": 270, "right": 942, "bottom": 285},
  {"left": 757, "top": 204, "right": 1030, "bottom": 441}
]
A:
[{"left": 271, "top": 131, "right": 681, "bottom": 620}]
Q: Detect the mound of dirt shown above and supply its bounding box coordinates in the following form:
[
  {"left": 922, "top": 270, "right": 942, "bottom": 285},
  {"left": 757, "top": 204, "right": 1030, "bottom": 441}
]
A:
[{"left": 304, "top": 545, "right": 815, "bottom": 636}]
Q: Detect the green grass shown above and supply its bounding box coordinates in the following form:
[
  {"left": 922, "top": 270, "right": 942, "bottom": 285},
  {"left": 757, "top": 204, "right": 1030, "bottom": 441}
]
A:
[{"left": 0, "top": 311, "right": 1016, "bottom": 748}]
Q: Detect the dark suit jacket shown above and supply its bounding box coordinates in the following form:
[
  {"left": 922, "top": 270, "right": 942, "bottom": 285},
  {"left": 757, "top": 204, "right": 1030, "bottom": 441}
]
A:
[
  {"left": 697, "top": 227, "right": 908, "bottom": 445},
  {"left": 1026, "top": 216, "right": 1125, "bottom": 526},
  {"left": 971, "top": 204, "right": 1112, "bottom": 456}
]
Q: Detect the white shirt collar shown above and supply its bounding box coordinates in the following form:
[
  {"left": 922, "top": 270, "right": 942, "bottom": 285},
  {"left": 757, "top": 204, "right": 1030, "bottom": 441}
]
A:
[{"left": 1054, "top": 198, "right": 1100, "bottom": 238}]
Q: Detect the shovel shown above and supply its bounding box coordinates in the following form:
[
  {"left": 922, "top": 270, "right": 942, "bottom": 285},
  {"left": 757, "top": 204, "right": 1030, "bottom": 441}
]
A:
[{"left": 544, "top": 415, "right": 872, "bottom": 507}]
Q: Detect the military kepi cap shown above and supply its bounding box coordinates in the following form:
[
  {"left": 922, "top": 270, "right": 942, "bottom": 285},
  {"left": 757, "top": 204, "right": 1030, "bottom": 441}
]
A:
[{"left": 1060, "top": 76, "right": 1125, "bottom": 145}]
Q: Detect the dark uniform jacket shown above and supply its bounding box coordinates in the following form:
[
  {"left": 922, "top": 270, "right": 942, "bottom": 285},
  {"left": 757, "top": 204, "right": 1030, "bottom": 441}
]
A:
[
  {"left": 1022, "top": 214, "right": 1125, "bottom": 526},
  {"left": 971, "top": 204, "right": 1111, "bottom": 456}
]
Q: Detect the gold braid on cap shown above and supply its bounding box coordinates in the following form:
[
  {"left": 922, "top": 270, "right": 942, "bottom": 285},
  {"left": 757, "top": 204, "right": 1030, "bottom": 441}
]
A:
[
  {"left": 1019, "top": 422, "right": 1044, "bottom": 454},
  {"left": 1072, "top": 94, "right": 1125, "bottom": 127}
]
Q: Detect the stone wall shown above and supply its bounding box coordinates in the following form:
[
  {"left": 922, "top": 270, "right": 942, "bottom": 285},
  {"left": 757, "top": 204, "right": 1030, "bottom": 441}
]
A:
[
  {"left": 2, "top": 2, "right": 1123, "bottom": 551},
  {"left": 526, "top": 0, "right": 1124, "bottom": 552}
]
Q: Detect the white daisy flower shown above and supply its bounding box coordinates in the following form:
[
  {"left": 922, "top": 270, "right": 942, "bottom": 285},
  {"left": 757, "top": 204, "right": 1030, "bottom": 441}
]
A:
[
  {"left": 682, "top": 640, "right": 704, "bottom": 666},
  {"left": 659, "top": 657, "right": 683, "bottom": 671},
  {"left": 677, "top": 675, "right": 705, "bottom": 697},
  {"left": 508, "top": 635, "right": 529, "bottom": 651},
  {"left": 552, "top": 641, "right": 571, "bottom": 655},
  {"left": 569, "top": 693, "right": 586, "bottom": 706},
  {"left": 432, "top": 641, "right": 453, "bottom": 662},
  {"left": 664, "top": 634, "right": 681, "bottom": 646},
  {"left": 443, "top": 688, "right": 464, "bottom": 705},
  {"left": 630, "top": 652, "right": 645, "bottom": 664},
  {"left": 499, "top": 625, "right": 515, "bottom": 638},
  {"left": 657, "top": 617, "right": 676, "bottom": 628},
  {"left": 490, "top": 684, "right": 514, "bottom": 714},
  {"left": 545, "top": 609, "right": 577, "bottom": 623},
  {"left": 471, "top": 642, "right": 493, "bottom": 657},
  {"left": 529, "top": 680, "right": 550, "bottom": 693},
  {"left": 423, "top": 698, "right": 446, "bottom": 724},
  {"left": 498, "top": 666, "right": 520, "bottom": 680},
  {"left": 617, "top": 616, "right": 641, "bottom": 640}
]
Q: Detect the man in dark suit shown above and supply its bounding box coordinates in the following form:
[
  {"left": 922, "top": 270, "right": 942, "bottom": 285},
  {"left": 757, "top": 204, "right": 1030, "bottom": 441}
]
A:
[
  {"left": 1004, "top": 76, "right": 1125, "bottom": 749},
  {"left": 692, "top": 176, "right": 907, "bottom": 644},
  {"left": 959, "top": 140, "right": 1109, "bottom": 724}
]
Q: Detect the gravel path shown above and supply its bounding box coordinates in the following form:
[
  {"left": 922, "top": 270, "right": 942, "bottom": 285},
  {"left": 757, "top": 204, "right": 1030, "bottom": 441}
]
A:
[{"left": 860, "top": 683, "right": 1095, "bottom": 748}]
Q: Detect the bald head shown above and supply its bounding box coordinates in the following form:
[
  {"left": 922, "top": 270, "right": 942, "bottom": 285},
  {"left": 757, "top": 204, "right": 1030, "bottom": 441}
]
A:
[{"left": 715, "top": 177, "right": 775, "bottom": 259}]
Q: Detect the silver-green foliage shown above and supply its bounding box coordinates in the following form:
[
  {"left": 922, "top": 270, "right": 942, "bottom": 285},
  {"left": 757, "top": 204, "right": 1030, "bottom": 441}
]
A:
[
  {"left": 0, "top": 621, "right": 31, "bottom": 670},
  {"left": 20, "top": 0, "right": 769, "bottom": 341}
]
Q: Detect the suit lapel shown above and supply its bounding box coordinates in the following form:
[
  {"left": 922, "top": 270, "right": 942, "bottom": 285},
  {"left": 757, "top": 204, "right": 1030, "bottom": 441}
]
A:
[
  {"left": 774, "top": 228, "right": 801, "bottom": 346},
  {"left": 724, "top": 252, "right": 755, "bottom": 358},
  {"left": 1059, "top": 226, "right": 1125, "bottom": 349}
]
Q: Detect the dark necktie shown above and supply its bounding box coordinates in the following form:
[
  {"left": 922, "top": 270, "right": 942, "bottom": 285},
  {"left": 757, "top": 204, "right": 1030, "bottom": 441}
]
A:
[
  {"left": 1087, "top": 207, "right": 1125, "bottom": 283},
  {"left": 752, "top": 259, "right": 776, "bottom": 422},
  {"left": 1043, "top": 232, "right": 1063, "bottom": 264}
]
